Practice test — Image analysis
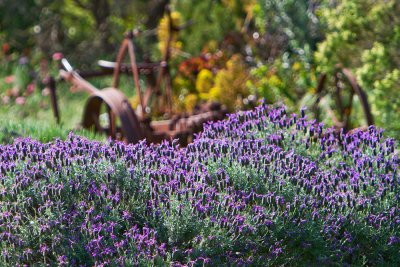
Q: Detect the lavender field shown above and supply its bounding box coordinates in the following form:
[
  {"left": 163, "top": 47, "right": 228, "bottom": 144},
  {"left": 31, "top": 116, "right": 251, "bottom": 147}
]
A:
[{"left": 0, "top": 105, "right": 399, "bottom": 266}]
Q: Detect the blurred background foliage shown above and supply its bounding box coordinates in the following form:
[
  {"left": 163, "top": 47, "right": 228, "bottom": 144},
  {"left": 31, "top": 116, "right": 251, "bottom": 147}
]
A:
[
  {"left": 0, "top": 0, "right": 399, "bottom": 141},
  {"left": 315, "top": 0, "right": 400, "bottom": 137}
]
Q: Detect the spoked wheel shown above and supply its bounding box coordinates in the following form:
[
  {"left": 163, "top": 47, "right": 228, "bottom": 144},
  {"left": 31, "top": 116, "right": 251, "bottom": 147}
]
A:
[
  {"left": 314, "top": 67, "right": 374, "bottom": 131},
  {"left": 82, "top": 87, "right": 144, "bottom": 143}
]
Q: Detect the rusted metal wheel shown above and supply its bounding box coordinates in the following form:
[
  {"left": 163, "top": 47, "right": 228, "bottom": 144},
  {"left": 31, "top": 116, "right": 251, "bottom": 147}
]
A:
[
  {"left": 314, "top": 67, "right": 373, "bottom": 131},
  {"left": 82, "top": 88, "right": 144, "bottom": 143}
]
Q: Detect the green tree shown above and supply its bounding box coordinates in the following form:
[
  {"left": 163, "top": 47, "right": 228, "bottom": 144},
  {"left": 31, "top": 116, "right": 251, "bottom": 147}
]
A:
[
  {"left": 315, "top": 0, "right": 400, "bottom": 137},
  {"left": 0, "top": 0, "right": 169, "bottom": 65},
  {"left": 172, "top": 0, "right": 237, "bottom": 56},
  {"left": 246, "top": 1, "right": 321, "bottom": 113},
  {"left": 252, "top": 0, "right": 322, "bottom": 61},
  {"left": 0, "top": 0, "right": 50, "bottom": 53}
]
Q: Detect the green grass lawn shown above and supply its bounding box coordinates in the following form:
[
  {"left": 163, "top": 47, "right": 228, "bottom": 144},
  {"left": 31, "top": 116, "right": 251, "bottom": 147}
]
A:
[{"left": 0, "top": 72, "right": 139, "bottom": 143}]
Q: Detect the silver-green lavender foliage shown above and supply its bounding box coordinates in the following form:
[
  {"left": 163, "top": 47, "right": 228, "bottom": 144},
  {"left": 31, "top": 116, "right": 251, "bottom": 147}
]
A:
[{"left": 0, "top": 104, "right": 398, "bottom": 266}]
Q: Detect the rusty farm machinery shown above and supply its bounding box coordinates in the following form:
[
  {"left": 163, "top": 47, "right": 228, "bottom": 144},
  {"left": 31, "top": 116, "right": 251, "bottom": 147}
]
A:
[
  {"left": 43, "top": 7, "right": 374, "bottom": 144},
  {"left": 44, "top": 8, "right": 226, "bottom": 146}
]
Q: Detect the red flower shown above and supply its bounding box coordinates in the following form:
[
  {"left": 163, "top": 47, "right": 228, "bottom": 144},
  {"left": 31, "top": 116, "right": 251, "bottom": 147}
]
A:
[
  {"left": 2, "top": 43, "right": 10, "bottom": 54},
  {"left": 4, "top": 75, "right": 14, "bottom": 84},
  {"left": 52, "top": 52, "right": 64, "bottom": 61}
]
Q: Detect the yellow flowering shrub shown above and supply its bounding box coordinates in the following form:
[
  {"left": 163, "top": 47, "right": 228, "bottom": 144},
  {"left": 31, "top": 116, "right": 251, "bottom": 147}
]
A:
[
  {"left": 157, "top": 11, "right": 182, "bottom": 57},
  {"left": 209, "top": 55, "right": 250, "bottom": 111},
  {"left": 195, "top": 69, "right": 214, "bottom": 97},
  {"left": 183, "top": 93, "right": 198, "bottom": 112}
]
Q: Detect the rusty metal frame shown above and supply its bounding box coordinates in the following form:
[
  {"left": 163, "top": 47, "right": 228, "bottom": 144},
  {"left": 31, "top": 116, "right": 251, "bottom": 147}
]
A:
[
  {"left": 112, "top": 31, "right": 145, "bottom": 116},
  {"left": 314, "top": 67, "right": 374, "bottom": 131},
  {"left": 43, "top": 5, "right": 226, "bottom": 145},
  {"left": 56, "top": 59, "right": 144, "bottom": 143},
  {"left": 82, "top": 88, "right": 144, "bottom": 143}
]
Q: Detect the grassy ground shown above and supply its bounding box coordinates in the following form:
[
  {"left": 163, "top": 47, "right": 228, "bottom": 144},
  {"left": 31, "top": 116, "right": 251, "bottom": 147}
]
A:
[
  {"left": 1, "top": 62, "right": 399, "bottom": 144},
  {"left": 0, "top": 72, "right": 138, "bottom": 143}
]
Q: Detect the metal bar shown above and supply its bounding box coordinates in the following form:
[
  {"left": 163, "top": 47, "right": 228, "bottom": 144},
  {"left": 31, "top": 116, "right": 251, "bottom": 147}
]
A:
[
  {"left": 59, "top": 58, "right": 99, "bottom": 94},
  {"left": 126, "top": 36, "right": 146, "bottom": 116},
  {"left": 341, "top": 68, "right": 374, "bottom": 126},
  {"left": 107, "top": 105, "right": 116, "bottom": 139},
  {"left": 98, "top": 60, "right": 161, "bottom": 71},
  {"left": 343, "top": 90, "right": 354, "bottom": 130},
  {"left": 334, "top": 72, "right": 344, "bottom": 122},
  {"left": 44, "top": 76, "right": 60, "bottom": 124},
  {"left": 112, "top": 38, "right": 128, "bottom": 89},
  {"left": 58, "top": 62, "right": 161, "bottom": 81},
  {"left": 313, "top": 73, "right": 326, "bottom": 122},
  {"left": 59, "top": 70, "right": 98, "bottom": 94}
]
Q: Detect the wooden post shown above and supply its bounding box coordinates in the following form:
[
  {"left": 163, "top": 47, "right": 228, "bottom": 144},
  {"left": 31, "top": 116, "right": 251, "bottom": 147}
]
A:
[{"left": 44, "top": 76, "right": 60, "bottom": 124}]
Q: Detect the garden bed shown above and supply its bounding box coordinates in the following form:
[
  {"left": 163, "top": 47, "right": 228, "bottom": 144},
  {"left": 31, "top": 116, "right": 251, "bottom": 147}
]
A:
[{"left": 0, "top": 104, "right": 398, "bottom": 266}]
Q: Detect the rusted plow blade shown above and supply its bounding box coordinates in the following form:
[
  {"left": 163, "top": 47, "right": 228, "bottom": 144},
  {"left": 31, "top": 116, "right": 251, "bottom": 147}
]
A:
[{"left": 82, "top": 88, "right": 143, "bottom": 143}]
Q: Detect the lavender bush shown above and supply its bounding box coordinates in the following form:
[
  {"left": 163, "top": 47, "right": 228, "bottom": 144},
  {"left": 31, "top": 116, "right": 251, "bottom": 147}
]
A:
[{"left": 0, "top": 104, "right": 398, "bottom": 266}]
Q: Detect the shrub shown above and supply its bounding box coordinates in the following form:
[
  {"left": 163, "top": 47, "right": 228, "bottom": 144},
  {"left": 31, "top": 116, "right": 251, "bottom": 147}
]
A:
[
  {"left": 316, "top": 0, "right": 400, "bottom": 137},
  {"left": 0, "top": 105, "right": 398, "bottom": 266}
]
